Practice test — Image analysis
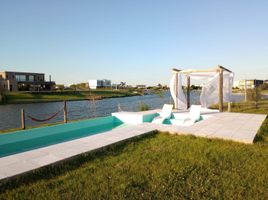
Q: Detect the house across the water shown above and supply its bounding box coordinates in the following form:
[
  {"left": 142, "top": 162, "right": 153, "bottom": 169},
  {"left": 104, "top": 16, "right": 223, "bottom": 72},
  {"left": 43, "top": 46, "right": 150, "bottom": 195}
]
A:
[
  {"left": 234, "top": 79, "right": 264, "bottom": 89},
  {"left": 88, "top": 79, "right": 111, "bottom": 89},
  {"left": 0, "top": 71, "right": 55, "bottom": 92}
]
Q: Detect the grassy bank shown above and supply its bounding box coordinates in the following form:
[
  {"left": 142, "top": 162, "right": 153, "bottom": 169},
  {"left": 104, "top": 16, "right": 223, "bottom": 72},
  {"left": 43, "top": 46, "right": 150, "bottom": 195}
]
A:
[
  {"left": 262, "top": 90, "right": 268, "bottom": 94},
  {"left": 0, "top": 101, "right": 267, "bottom": 199},
  {"left": 1, "top": 89, "right": 140, "bottom": 104},
  {"left": 0, "top": 131, "right": 268, "bottom": 199},
  {"left": 210, "top": 99, "right": 268, "bottom": 114}
]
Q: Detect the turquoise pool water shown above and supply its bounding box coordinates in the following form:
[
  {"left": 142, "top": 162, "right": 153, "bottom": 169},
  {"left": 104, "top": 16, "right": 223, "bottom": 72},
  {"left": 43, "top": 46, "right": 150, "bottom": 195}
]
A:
[
  {"left": 0, "top": 116, "right": 124, "bottom": 158},
  {"left": 145, "top": 113, "right": 203, "bottom": 124}
]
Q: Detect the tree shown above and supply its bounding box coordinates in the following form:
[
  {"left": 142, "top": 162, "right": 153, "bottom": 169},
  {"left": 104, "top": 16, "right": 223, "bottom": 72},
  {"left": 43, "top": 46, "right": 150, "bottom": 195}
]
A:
[
  {"left": 119, "top": 82, "right": 126, "bottom": 89},
  {"left": 246, "top": 87, "right": 261, "bottom": 102},
  {"left": 260, "top": 83, "right": 268, "bottom": 90},
  {"left": 56, "top": 84, "right": 65, "bottom": 91},
  {"left": 76, "top": 83, "right": 89, "bottom": 90},
  {"left": 69, "top": 84, "right": 77, "bottom": 91},
  {"left": 69, "top": 83, "right": 89, "bottom": 91}
]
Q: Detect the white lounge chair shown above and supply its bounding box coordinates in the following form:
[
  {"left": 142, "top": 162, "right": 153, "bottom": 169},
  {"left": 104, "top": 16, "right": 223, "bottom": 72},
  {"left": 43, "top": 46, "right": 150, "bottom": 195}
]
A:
[
  {"left": 171, "top": 105, "right": 201, "bottom": 126},
  {"left": 152, "top": 104, "right": 173, "bottom": 124}
]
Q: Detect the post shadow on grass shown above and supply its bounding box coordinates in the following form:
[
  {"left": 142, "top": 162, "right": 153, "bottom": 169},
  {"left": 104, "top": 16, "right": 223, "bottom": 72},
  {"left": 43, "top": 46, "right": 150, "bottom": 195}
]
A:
[
  {"left": 0, "top": 131, "right": 157, "bottom": 193},
  {"left": 253, "top": 134, "right": 264, "bottom": 143},
  {"left": 254, "top": 116, "right": 268, "bottom": 143}
]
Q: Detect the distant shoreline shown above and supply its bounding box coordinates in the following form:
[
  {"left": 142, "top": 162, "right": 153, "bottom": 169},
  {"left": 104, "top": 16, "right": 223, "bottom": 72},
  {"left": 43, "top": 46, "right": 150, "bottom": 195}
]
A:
[{"left": 0, "top": 90, "right": 142, "bottom": 105}]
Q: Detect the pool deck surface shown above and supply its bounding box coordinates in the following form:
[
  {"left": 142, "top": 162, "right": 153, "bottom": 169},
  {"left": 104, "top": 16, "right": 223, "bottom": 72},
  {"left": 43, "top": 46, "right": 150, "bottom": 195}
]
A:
[
  {"left": 144, "top": 112, "right": 266, "bottom": 143},
  {"left": 0, "top": 110, "right": 266, "bottom": 181}
]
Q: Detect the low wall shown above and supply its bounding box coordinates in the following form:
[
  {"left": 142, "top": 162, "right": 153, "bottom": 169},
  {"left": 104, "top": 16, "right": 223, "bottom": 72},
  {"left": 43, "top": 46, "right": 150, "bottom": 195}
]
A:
[
  {"left": 112, "top": 111, "right": 159, "bottom": 124},
  {"left": 0, "top": 116, "right": 116, "bottom": 143}
]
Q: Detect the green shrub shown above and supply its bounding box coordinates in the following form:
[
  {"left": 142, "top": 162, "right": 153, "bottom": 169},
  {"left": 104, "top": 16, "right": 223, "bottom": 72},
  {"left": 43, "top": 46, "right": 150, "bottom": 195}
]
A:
[
  {"left": 246, "top": 88, "right": 261, "bottom": 102},
  {"left": 260, "top": 83, "right": 268, "bottom": 90},
  {"left": 138, "top": 102, "right": 150, "bottom": 111},
  {"left": 153, "top": 90, "right": 165, "bottom": 98},
  {"left": 0, "top": 92, "right": 6, "bottom": 104}
]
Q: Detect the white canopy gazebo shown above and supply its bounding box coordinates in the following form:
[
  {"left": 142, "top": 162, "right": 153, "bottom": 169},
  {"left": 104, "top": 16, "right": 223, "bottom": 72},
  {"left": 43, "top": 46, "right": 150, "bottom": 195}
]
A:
[{"left": 170, "top": 65, "right": 234, "bottom": 112}]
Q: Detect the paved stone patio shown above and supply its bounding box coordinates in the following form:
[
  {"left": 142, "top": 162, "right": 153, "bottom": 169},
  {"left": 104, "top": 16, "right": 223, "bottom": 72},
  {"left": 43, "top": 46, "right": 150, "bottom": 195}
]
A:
[
  {"left": 143, "top": 112, "right": 266, "bottom": 144},
  {"left": 0, "top": 111, "right": 266, "bottom": 181}
]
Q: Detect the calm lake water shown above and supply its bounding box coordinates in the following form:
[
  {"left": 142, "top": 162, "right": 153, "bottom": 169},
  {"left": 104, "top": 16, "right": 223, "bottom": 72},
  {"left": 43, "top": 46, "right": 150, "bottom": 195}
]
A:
[{"left": 0, "top": 91, "right": 245, "bottom": 131}]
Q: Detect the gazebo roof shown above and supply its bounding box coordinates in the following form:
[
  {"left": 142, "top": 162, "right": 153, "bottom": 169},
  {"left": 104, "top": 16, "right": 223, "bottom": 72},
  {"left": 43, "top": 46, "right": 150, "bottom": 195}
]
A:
[{"left": 172, "top": 65, "right": 232, "bottom": 74}]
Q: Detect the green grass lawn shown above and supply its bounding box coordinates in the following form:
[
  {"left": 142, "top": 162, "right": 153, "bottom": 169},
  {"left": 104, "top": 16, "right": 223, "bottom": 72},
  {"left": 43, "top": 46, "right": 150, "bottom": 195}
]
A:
[
  {"left": 2, "top": 89, "right": 139, "bottom": 104},
  {"left": 261, "top": 89, "right": 268, "bottom": 94},
  {"left": 0, "top": 101, "right": 267, "bottom": 199},
  {"left": 0, "top": 132, "right": 268, "bottom": 199},
  {"left": 210, "top": 99, "right": 268, "bottom": 114}
]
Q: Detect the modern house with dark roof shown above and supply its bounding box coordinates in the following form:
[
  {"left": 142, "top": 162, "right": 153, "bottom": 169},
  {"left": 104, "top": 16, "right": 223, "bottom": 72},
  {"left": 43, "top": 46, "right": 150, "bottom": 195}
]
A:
[{"left": 0, "top": 71, "right": 55, "bottom": 92}]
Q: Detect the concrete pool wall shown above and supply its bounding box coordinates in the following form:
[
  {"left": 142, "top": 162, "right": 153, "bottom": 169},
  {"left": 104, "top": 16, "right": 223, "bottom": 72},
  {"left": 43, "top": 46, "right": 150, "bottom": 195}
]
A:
[{"left": 0, "top": 116, "right": 124, "bottom": 158}]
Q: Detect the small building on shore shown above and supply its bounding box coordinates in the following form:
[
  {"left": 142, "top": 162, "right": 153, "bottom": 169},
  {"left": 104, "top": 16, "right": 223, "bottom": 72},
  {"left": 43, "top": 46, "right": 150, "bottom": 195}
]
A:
[
  {"left": 88, "top": 79, "right": 111, "bottom": 89},
  {"left": 234, "top": 79, "right": 264, "bottom": 89},
  {"left": 136, "top": 85, "right": 147, "bottom": 89},
  {"left": 0, "top": 71, "right": 55, "bottom": 92}
]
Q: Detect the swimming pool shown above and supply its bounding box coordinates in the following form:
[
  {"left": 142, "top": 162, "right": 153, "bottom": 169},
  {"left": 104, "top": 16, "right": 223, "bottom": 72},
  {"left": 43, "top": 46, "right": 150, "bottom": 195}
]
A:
[
  {"left": 146, "top": 113, "right": 205, "bottom": 125},
  {"left": 0, "top": 116, "right": 124, "bottom": 158}
]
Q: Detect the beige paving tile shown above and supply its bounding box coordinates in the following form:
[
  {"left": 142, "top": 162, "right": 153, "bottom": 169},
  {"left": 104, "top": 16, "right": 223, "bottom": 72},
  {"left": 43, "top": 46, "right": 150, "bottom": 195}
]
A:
[
  {"left": 15, "top": 150, "right": 48, "bottom": 161},
  {"left": 0, "top": 156, "right": 21, "bottom": 168},
  {"left": 29, "top": 154, "right": 61, "bottom": 166},
  {"left": 2, "top": 161, "right": 39, "bottom": 177},
  {"left": 198, "top": 127, "right": 219, "bottom": 134},
  {"left": 231, "top": 135, "right": 254, "bottom": 144},
  {"left": 191, "top": 131, "right": 211, "bottom": 137},
  {"left": 0, "top": 173, "right": 7, "bottom": 180},
  {"left": 232, "top": 130, "right": 255, "bottom": 138}
]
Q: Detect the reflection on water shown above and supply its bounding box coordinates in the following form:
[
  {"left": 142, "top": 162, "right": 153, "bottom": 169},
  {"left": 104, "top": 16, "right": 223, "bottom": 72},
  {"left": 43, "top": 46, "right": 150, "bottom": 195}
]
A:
[{"left": 0, "top": 91, "right": 244, "bottom": 131}]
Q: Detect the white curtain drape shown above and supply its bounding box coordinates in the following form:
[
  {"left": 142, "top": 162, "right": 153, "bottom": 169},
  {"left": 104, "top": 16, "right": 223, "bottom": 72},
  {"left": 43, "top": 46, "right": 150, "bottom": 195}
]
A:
[
  {"left": 199, "top": 72, "right": 234, "bottom": 108},
  {"left": 170, "top": 73, "right": 187, "bottom": 110},
  {"left": 223, "top": 72, "right": 234, "bottom": 103},
  {"left": 200, "top": 73, "right": 219, "bottom": 108},
  {"left": 170, "top": 71, "right": 234, "bottom": 109}
]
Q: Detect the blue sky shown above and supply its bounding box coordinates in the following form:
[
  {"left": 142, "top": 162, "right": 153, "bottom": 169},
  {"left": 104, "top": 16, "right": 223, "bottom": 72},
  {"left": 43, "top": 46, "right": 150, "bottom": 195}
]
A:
[{"left": 0, "top": 0, "right": 267, "bottom": 85}]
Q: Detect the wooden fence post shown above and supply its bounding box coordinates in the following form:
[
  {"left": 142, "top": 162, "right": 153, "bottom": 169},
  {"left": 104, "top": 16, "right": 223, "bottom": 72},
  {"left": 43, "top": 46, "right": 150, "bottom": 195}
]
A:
[
  {"left": 219, "top": 69, "right": 224, "bottom": 112},
  {"left": 255, "top": 86, "right": 258, "bottom": 109},
  {"left": 175, "top": 73, "right": 178, "bottom": 110},
  {"left": 64, "top": 100, "right": 67, "bottom": 123},
  {"left": 228, "top": 102, "right": 232, "bottom": 112},
  {"left": 244, "top": 86, "right": 247, "bottom": 102},
  {"left": 187, "top": 75, "right": 190, "bottom": 109},
  {"left": 21, "top": 109, "right": 25, "bottom": 129}
]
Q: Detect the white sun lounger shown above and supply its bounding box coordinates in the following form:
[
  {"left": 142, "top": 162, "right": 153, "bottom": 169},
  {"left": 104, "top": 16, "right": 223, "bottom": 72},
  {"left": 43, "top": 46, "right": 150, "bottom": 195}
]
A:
[
  {"left": 171, "top": 105, "right": 201, "bottom": 126},
  {"left": 152, "top": 104, "right": 173, "bottom": 124}
]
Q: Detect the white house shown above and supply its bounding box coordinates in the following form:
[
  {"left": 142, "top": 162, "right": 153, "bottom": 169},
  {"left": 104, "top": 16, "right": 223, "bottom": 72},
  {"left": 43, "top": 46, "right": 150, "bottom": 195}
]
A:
[
  {"left": 234, "top": 79, "right": 264, "bottom": 89},
  {"left": 88, "top": 79, "right": 111, "bottom": 89}
]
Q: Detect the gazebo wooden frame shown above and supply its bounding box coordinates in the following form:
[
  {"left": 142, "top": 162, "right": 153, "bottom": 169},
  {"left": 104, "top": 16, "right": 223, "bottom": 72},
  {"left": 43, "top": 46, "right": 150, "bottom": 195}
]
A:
[{"left": 172, "top": 65, "right": 232, "bottom": 112}]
